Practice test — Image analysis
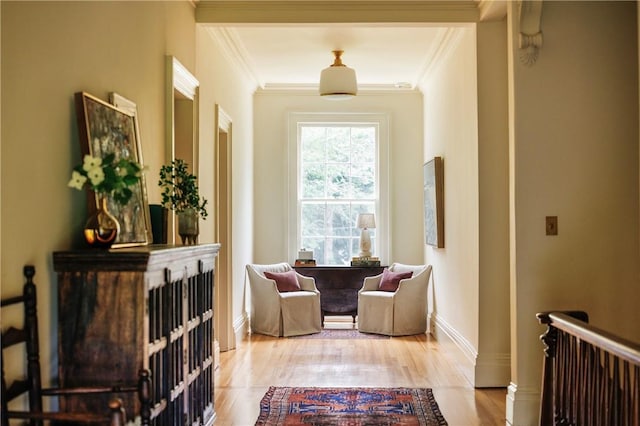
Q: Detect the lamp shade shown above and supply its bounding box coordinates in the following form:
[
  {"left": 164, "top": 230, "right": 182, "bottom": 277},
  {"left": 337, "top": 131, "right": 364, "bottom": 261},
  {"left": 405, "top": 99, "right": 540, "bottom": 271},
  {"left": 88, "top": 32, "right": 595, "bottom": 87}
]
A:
[
  {"left": 357, "top": 213, "right": 376, "bottom": 229},
  {"left": 319, "top": 50, "right": 357, "bottom": 100}
]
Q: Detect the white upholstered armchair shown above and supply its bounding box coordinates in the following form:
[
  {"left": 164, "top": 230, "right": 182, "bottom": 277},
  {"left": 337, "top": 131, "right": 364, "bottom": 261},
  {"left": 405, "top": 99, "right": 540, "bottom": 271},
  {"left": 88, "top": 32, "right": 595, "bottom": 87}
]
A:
[
  {"left": 246, "top": 263, "right": 322, "bottom": 337},
  {"left": 357, "top": 263, "right": 432, "bottom": 336}
]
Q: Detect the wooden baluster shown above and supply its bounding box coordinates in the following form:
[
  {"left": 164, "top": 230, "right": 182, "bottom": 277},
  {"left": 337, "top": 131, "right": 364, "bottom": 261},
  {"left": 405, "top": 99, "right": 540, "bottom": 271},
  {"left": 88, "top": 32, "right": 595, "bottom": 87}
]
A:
[
  {"left": 570, "top": 335, "right": 577, "bottom": 423},
  {"left": 613, "top": 357, "right": 621, "bottom": 425},
  {"left": 585, "top": 343, "right": 594, "bottom": 426},
  {"left": 576, "top": 338, "right": 585, "bottom": 425},
  {"left": 594, "top": 347, "right": 604, "bottom": 425},
  {"left": 556, "top": 329, "right": 566, "bottom": 424},
  {"left": 603, "top": 353, "right": 612, "bottom": 425},
  {"left": 620, "top": 361, "right": 631, "bottom": 426},
  {"left": 631, "top": 365, "right": 640, "bottom": 426},
  {"left": 556, "top": 331, "right": 563, "bottom": 423},
  {"left": 560, "top": 331, "right": 570, "bottom": 423}
]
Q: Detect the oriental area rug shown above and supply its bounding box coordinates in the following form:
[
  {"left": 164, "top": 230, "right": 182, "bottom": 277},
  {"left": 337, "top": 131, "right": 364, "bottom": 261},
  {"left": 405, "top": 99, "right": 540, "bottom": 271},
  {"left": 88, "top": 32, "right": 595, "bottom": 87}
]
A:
[{"left": 255, "top": 386, "right": 448, "bottom": 425}]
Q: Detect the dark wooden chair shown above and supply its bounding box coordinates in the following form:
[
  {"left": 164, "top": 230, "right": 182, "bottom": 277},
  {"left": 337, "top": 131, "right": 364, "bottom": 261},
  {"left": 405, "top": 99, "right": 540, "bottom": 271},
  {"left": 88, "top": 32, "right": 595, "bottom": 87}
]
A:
[{"left": 1, "top": 265, "right": 151, "bottom": 426}]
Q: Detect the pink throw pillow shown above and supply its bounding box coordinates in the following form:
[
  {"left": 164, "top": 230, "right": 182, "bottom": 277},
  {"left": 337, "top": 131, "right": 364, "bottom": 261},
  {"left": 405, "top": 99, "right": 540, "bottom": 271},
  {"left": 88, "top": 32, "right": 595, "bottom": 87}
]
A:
[
  {"left": 378, "top": 268, "right": 413, "bottom": 292},
  {"left": 264, "top": 270, "right": 301, "bottom": 292}
]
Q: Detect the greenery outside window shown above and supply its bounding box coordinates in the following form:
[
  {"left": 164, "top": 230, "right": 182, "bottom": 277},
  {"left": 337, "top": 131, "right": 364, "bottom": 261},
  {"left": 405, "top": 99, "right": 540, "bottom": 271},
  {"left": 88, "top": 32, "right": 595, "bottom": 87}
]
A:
[{"left": 288, "top": 113, "right": 389, "bottom": 266}]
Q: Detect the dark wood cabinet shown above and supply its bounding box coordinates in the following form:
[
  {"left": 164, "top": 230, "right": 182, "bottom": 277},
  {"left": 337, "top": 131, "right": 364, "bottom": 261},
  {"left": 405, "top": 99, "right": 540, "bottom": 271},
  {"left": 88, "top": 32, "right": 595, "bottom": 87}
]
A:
[
  {"left": 53, "top": 244, "right": 220, "bottom": 426},
  {"left": 293, "top": 266, "right": 385, "bottom": 323}
]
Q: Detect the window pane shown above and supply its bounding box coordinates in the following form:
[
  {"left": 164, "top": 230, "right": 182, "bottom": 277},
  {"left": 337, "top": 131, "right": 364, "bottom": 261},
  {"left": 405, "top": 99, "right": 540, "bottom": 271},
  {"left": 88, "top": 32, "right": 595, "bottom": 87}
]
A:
[
  {"left": 300, "top": 237, "right": 325, "bottom": 263},
  {"left": 351, "top": 163, "right": 375, "bottom": 199},
  {"left": 326, "top": 164, "right": 350, "bottom": 199},
  {"left": 299, "top": 123, "right": 378, "bottom": 265},
  {"left": 301, "top": 203, "right": 325, "bottom": 236},
  {"left": 326, "top": 237, "right": 351, "bottom": 266},
  {"left": 326, "top": 127, "right": 350, "bottom": 163},
  {"left": 302, "top": 163, "right": 325, "bottom": 198},
  {"left": 351, "top": 127, "right": 375, "bottom": 162},
  {"left": 301, "top": 127, "right": 326, "bottom": 163},
  {"left": 326, "top": 203, "right": 351, "bottom": 236}
]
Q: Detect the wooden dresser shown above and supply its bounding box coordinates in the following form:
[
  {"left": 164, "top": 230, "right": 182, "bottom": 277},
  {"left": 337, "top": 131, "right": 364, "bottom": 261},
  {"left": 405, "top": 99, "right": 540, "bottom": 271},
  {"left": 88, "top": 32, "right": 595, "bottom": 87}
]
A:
[{"left": 53, "top": 244, "right": 220, "bottom": 426}]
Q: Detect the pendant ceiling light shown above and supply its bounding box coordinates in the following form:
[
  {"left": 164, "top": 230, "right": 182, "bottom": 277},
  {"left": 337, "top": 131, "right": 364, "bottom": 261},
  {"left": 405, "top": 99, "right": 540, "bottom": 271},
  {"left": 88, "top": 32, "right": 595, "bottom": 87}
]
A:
[{"left": 319, "top": 50, "right": 357, "bottom": 100}]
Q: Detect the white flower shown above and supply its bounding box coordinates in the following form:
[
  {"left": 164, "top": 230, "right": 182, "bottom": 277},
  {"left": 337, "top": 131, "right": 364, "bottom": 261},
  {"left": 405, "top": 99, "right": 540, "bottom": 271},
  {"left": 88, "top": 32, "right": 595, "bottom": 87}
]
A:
[
  {"left": 117, "top": 167, "right": 128, "bottom": 177},
  {"left": 82, "top": 155, "right": 102, "bottom": 172},
  {"left": 67, "top": 170, "right": 87, "bottom": 190},
  {"left": 87, "top": 166, "right": 105, "bottom": 186}
]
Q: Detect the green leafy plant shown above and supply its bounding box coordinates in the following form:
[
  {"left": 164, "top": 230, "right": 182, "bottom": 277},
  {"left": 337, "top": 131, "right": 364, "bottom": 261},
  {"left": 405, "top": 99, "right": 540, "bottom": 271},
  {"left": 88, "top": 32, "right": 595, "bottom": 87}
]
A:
[
  {"left": 68, "top": 154, "right": 142, "bottom": 205},
  {"left": 158, "top": 159, "right": 208, "bottom": 219}
]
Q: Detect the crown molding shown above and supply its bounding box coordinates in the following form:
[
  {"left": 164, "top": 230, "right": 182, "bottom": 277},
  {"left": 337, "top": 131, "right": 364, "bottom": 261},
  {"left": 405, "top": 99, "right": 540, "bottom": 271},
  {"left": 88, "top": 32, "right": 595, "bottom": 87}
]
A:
[
  {"left": 255, "top": 87, "right": 421, "bottom": 98},
  {"left": 205, "top": 27, "right": 262, "bottom": 90},
  {"left": 258, "top": 83, "right": 419, "bottom": 93},
  {"left": 196, "top": 1, "right": 480, "bottom": 24},
  {"left": 419, "top": 26, "right": 467, "bottom": 86}
]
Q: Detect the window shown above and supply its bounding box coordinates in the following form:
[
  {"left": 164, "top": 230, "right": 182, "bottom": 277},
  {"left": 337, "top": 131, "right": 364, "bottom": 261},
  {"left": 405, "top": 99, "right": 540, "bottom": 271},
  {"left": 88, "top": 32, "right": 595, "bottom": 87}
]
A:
[{"left": 288, "top": 113, "right": 389, "bottom": 265}]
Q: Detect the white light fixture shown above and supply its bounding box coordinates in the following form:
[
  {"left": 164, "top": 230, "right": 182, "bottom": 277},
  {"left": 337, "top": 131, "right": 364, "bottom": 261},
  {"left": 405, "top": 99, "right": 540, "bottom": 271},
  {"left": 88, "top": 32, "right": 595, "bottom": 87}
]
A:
[
  {"left": 356, "top": 213, "right": 376, "bottom": 258},
  {"left": 319, "top": 50, "right": 357, "bottom": 100}
]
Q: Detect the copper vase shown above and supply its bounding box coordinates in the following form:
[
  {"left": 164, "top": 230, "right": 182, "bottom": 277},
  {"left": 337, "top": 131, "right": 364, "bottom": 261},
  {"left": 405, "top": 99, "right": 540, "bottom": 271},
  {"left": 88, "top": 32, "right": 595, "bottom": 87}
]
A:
[{"left": 84, "top": 196, "right": 120, "bottom": 248}]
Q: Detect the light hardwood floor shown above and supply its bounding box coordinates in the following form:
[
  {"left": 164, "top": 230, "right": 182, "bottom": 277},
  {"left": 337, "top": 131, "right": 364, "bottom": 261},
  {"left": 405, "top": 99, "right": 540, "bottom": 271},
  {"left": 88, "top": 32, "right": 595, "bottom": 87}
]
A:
[{"left": 213, "top": 320, "right": 507, "bottom": 425}]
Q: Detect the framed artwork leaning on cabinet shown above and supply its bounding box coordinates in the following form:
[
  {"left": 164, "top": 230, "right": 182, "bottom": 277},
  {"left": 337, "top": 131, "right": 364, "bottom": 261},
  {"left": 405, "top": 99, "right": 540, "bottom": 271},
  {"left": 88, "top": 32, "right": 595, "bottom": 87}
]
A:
[{"left": 74, "top": 91, "right": 152, "bottom": 246}]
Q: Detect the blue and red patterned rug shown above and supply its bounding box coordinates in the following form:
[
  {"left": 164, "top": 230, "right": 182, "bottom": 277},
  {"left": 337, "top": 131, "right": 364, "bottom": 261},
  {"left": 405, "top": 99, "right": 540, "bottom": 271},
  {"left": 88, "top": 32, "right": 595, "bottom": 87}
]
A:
[{"left": 255, "top": 386, "right": 448, "bottom": 425}]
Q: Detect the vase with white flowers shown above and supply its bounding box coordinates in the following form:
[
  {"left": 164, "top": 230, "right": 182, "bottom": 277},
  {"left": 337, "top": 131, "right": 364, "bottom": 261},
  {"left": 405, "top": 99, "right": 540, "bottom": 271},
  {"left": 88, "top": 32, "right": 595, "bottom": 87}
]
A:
[
  {"left": 158, "top": 159, "right": 208, "bottom": 245},
  {"left": 68, "top": 153, "right": 142, "bottom": 248}
]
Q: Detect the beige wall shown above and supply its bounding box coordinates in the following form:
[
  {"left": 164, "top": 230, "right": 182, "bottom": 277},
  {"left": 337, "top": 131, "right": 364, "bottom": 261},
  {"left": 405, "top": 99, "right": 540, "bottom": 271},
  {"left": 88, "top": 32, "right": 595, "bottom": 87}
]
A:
[
  {"left": 422, "top": 26, "right": 482, "bottom": 379},
  {"left": 196, "top": 25, "right": 255, "bottom": 344},
  {"left": 507, "top": 2, "right": 639, "bottom": 424},
  {"left": 0, "top": 0, "right": 232, "bottom": 391},
  {"left": 252, "top": 91, "right": 425, "bottom": 266},
  {"left": 421, "top": 24, "right": 511, "bottom": 388}
]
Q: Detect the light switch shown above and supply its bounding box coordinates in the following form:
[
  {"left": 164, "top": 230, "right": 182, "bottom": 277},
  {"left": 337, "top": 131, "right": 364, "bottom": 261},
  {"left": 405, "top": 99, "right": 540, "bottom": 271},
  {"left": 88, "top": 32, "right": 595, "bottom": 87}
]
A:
[{"left": 546, "top": 216, "right": 558, "bottom": 236}]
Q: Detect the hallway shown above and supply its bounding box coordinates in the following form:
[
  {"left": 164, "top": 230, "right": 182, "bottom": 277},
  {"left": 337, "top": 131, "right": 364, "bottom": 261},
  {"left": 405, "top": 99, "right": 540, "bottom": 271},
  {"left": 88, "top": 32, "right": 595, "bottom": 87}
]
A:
[{"left": 213, "top": 320, "right": 507, "bottom": 425}]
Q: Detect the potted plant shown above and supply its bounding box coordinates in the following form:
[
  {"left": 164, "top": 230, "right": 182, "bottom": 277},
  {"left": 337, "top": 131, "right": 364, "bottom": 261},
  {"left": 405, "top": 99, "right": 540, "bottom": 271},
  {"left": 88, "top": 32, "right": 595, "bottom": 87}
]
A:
[{"left": 158, "top": 159, "right": 208, "bottom": 245}]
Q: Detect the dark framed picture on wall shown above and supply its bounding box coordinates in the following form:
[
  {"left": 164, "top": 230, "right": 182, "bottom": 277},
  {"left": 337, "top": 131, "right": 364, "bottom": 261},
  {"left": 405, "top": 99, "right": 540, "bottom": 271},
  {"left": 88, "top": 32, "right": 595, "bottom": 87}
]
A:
[
  {"left": 424, "top": 156, "right": 444, "bottom": 248},
  {"left": 75, "top": 91, "right": 152, "bottom": 247}
]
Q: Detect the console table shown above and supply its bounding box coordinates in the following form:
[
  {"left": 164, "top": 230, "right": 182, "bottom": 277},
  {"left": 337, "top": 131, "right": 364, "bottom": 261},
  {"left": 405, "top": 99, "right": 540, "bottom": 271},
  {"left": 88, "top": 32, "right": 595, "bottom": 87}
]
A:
[
  {"left": 293, "top": 266, "right": 385, "bottom": 324},
  {"left": 54, "top": 244, "right": 220, "bottom": 426}
]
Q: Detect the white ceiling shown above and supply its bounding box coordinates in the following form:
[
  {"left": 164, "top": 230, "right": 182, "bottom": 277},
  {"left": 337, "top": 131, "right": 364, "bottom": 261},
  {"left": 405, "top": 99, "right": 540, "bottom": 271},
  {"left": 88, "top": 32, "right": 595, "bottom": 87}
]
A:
[
  {"left": 198, "top": 1, "right": 506, "bottom": 91},
  {"left": 209, "top": 25, "right": 452, "bottom": 90}
]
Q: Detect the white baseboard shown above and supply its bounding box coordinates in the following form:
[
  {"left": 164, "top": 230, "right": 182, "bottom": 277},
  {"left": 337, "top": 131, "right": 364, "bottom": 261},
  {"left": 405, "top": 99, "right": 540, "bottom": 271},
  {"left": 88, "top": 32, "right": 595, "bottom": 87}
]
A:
[
  {"left": 213, "top": 340, "right": 220, "bottom": 370},
  {"left": 506, "top": 383, "right": 540, "bottom": 426},
  {"left": 432, "top": 314, "right": 476, "bottom": 385},
  {"left": 233, "top": 311, "right": 249, "bottom": 343},
  {"left": 475, "top": 351, "right": 511, "bottom": 387},
  {"left": 432, "top": 313, "right": 510, "bottom": 387}
]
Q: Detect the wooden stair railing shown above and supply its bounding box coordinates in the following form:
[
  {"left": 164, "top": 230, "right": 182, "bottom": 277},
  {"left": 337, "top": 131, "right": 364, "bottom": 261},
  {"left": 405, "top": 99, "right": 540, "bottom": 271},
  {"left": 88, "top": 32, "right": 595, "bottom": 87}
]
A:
[{"left": 537, "top": 311, "right": 640, "bottom": 426}]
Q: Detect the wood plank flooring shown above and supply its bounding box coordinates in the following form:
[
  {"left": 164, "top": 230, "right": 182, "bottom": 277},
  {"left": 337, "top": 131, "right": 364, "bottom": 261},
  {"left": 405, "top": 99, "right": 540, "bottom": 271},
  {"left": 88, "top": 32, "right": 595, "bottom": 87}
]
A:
[{"left": 213, "top": 319, "right": 507, "bottom": 425}]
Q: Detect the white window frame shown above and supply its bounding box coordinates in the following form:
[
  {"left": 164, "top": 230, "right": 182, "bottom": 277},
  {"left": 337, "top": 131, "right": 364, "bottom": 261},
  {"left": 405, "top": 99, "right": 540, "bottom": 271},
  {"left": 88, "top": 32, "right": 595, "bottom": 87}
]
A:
[{"left": 287, "top": 112, "right": 389, "bottom": 265}]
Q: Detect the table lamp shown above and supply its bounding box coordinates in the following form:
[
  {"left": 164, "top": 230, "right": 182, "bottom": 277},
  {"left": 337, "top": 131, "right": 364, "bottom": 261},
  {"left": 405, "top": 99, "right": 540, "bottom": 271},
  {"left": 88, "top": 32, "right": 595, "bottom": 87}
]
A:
[{"left": 357, "top": 213, "right": 376, "bottom": 258}]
